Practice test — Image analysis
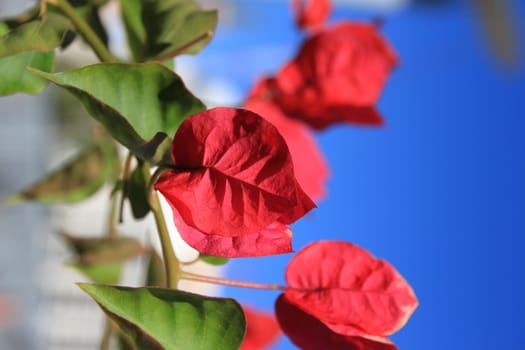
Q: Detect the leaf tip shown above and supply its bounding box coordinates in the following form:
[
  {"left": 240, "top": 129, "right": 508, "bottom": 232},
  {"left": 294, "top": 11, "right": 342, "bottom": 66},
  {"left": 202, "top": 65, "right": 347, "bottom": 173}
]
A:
[{"left": 76, "top": 282, "right": 94, "bottom": 294}]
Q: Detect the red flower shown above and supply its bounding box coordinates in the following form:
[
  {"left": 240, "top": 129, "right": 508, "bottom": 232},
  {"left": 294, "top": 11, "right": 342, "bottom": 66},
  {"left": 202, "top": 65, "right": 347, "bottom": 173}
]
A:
[
  {"left": 277, "top": 241, "right": 418, "bottom": 346},
  {"left": 292, "top": 0, "right": 332, "bottom": 30},
  {"left": 271, "top": 22, "right": 398, "bottom": 130},
  {"left": 244, "top": 78, "right": 329, "bottom": 200},
  {"left": 154, "top": 107, "right": 316, "bottom": 257},
  {"left": 240, "top": 306, "right": 281, "bottom": 350}
]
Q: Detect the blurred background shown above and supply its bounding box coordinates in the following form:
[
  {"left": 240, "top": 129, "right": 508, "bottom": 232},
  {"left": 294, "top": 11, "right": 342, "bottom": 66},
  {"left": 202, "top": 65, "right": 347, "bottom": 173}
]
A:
[{"left": 1, "top": 0, "right": 525, "bottom": 349}]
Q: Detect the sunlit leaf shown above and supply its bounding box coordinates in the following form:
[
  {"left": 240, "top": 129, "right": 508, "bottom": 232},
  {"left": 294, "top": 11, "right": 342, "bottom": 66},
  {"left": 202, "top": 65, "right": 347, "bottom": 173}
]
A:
[
  {"left": 121, "top": 0, "right": 217, "bottom": 62},
  {"left": 61, "top": 233, "right": 144, "bottom": 264},
  {"left": 79, "top": 284, "right": 246, "bottom": 350},
  {"left": 284, "top": 241, "right": 418, "bottom": 338},
  {"left": 7, "top": 139, "right": 118, "bottom": 204},
  {"left": 155, "top": 107, "right": 315, "bottom": 257},
  {"left": 30, "top": 62, "right": 205, "bottom": 164}
]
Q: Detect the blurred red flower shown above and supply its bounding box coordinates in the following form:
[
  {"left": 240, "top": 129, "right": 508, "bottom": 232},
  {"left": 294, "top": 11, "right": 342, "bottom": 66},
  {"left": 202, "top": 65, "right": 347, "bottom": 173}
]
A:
[
  {"left": 292, "top": 0, "right": 332, "bottom": 30},
  {"left": 271, "top": 22, "right": 398, "bottom": 130},
  {"left": 240, "top": 306, "right": 281, "bottom": 350}
]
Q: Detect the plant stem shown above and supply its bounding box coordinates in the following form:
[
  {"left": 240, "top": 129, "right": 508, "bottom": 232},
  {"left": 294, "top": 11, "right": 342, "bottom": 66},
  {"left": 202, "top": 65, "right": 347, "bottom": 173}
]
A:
[
  {"left": 144, "top": 164, "right": 180, "bottom": 288},
  {"left": 51, "top": 0, "right": 117, "bottom": 62},
  {"left": 180, "top": 271, "right": 287, "bottom": 291}
]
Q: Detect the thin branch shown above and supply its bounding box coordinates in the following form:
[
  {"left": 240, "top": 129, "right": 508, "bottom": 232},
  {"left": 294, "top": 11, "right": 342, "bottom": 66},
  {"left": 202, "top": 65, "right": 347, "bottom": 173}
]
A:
[
  {"left": 180, "top": 271, "right": 287, "bottom": 291},
  {"left": 144, "top": 163, "right": 180, "bottom": 288},
  {"left": 51, "top": 0, "right": 117, "bottom": 62}
]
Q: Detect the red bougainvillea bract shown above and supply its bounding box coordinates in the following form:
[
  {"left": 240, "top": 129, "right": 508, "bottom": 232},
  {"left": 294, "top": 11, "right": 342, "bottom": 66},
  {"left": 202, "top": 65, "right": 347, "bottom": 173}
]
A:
[
  {"left": 276, "top": 241, "right": 418, "bottom": 347},
  {"left": 268, "top": 22, "right": 398, "bottom": 130},
  {"left": 154, "top": 107, "right": 316, "bottom": 257}
]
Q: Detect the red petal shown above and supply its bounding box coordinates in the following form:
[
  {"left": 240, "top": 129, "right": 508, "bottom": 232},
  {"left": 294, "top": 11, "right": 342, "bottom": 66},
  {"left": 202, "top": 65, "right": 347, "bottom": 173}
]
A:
[
  {"left": 284, "top": 241, "right": 418, "bottom": 337},
  {"left": 244, "top": 82, "right": 329, "bottom": 200},
  {"left": 154, "top": 107, "right": 315, "bottom": 242},
  {"left": 240, "top": 305, "right": 281, "bottom": 350},
  {"left": 275, "top": 294, "right": 397, "bottom": 350},
  {"left": 292, "top": 0, "right": 332, "bottom": 30},
  {"left": 166, "top": 202, "right": 293, "bottom": 257},
  {"left": 274, "top": 22, "right": 397, "bottom": 130}
]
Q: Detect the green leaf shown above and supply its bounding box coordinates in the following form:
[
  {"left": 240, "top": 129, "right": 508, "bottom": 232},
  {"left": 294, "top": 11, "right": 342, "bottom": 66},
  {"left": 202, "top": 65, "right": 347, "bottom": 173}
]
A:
[
  {"left": 127, "top": 161, "right": 151, "bottom": 219},
  {"left": 30, "top": 62, "right": 205, "bottom": 164},
  {"left": 121, "top": 0, "right": 217, "bottom": 62},
  {"left": 70, "top": 262, "right": 123, "bottom": 284},
  {"left": 0, "top": 13, "right": 71, "bottom": 95},
  {"left": 79, "top": 284, "right": 246, "bottom": 350},
  {"left": 199, "top": 254, "right": 229, "bottom": 266},
  {"left": 61, "top": 233, "right": 144, "bottom": 264},
  {"left": 0, "top": 13, "right": 72, "bottom": 57},
  {"left": 7, "top": 139, "right": 118, "bottom": 204}
]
